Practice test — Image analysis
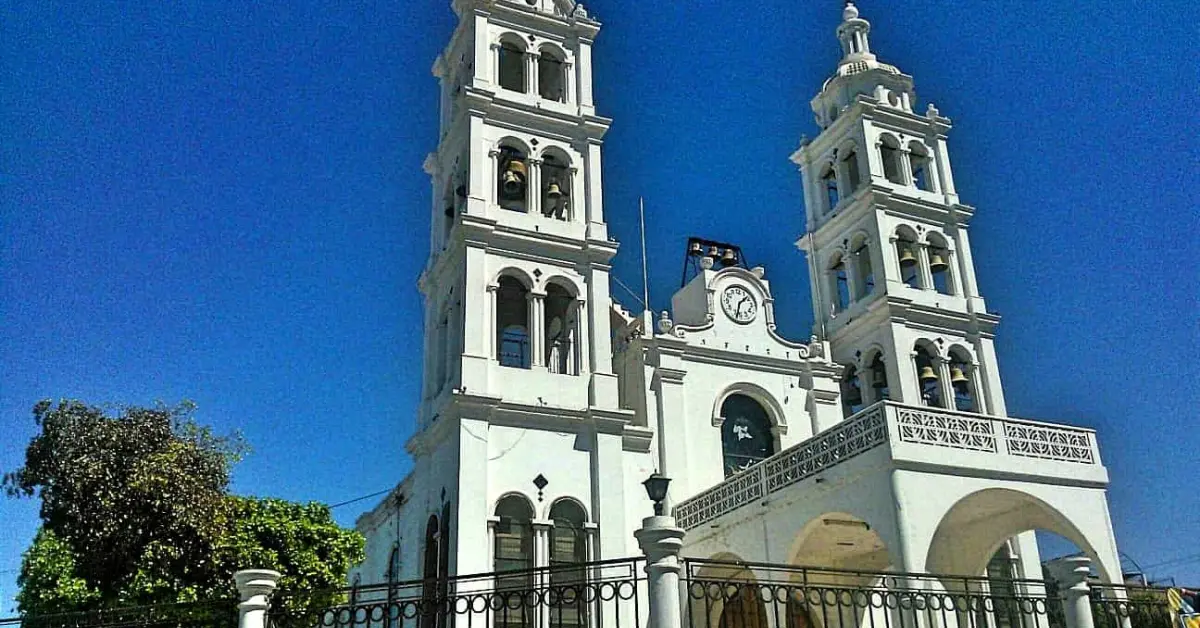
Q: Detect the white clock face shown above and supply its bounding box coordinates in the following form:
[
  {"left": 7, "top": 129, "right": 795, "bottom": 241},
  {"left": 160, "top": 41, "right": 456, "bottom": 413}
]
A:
[{"left": 721, "top": 286, "right": 757, "bottom": 323}]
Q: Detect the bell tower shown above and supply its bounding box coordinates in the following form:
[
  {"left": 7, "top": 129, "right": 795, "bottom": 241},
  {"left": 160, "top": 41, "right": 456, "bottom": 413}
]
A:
[
  {"left": 419, "top": 0, "right": 619, "bottom": 420},
  {"left": 793, "top": 2, "right": 1008, "bottom": 419},
  {"left": 403, "top": 0, "right": 635, "bottom": 580}
]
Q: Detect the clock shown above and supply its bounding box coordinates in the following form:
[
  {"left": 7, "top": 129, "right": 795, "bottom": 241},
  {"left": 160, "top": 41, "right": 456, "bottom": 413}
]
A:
[{"left": 721, "top": 285, "right": 757, "bottom": 324}]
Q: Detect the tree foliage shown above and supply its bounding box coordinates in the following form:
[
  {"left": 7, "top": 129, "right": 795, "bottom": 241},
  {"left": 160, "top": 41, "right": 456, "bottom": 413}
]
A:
[{"left": 5, "top": 400, "right": 365, "bottom": 614}]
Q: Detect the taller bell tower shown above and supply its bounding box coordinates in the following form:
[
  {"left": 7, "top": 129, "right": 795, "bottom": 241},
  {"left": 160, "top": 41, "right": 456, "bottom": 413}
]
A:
[
  {"left": 404, "top": 0, "right": 636, "bottom": 579},
  {"left": 419, "top": 0, "right": 619, "bottom": 420},
  {"left": 794, "top": 2, "right": 1008, "bottom": 419}
]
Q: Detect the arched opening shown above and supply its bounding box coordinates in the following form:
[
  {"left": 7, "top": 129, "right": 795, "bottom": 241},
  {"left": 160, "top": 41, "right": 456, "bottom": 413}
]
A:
[
  {"left": 498, "top": 40, "right": 526, "bottom": 92},
  {"left": 540, "top": 152, "right": 570, "bottom": 220},
  {"left": 829, "top": 253, "right": 850, "bottom": 313},
  {"left": 689, "top": 555, "right": 768, "bottom": 628},
  {"left": 821, "top": 164, "right": 840, "bottom": 213},
  {"left": 925, "top": 488, "right": 1116, "bottom": 588},
  {"left": 947, "top": 347, "right": 977, "bottom": 413},
  {"left": 549, "top": 499, "right": 589, "bottom": 628},
  {"left": 544, "top": 283, "right": 578, "bottom": 375},
  {"left": 866, "top": 351, "right": 890, "bottom": 403},
  {"left": 388, "top": 544, "right": 401, "bottom": 584},
  {"left": 421, "top": 515, "right": 442, "bottom": 628},
  {"left": 841, "top": 149, "right": 862, "bottom": 193},
  {"left": 785, "top": 513, "right": 892, "bottom": 628},
  {"left": 719, "top": 393, "right": 776, "bottom": 477},
  {"left": 496, "top": 276, "right": 531, "bottom": 369},
  {"left": 879, "top": 135, "right": 905, "bottom": 185},
  {"left": 926, "top": 235, "right": 954, "bottom": 295},
  {"left": 841, "top": 364, "right": 864, "bottom": 418},
  {"left": 895, "top": 228, "right": 921, "bottom": 289},
  {"left": 914, "top": 343, "right": 943, "bottom": 408},
  {"left": 498, "top": 145, "right": 529, "bottom": 212},
  {"left": 850, "top": 236, "right": 874, "bottom": 300},
  {"left": 538, "top": 47, "right": 567, "bottom": 102},
  {"left": 908, "top": 141, "right": 935, "bottom": 191},
  {"left": 494, "top": 495, "right": 536, "bottom": 628}
]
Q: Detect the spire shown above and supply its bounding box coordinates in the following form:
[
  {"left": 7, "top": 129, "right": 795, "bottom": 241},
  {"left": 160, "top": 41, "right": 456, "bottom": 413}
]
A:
[{"left": 837, "top": 1, "right": 875, "bottom": 63}]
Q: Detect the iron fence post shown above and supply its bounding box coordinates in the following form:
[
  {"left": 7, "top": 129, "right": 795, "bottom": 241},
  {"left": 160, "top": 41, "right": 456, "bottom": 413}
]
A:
[
  {"left": 635, "top": 515, "right": 686, "bottom": 628},
  {"left": 234, "top": 569, "right": 281, "bottom": 628}
]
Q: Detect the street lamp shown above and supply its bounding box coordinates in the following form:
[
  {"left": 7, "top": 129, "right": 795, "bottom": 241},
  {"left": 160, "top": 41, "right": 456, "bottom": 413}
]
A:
[{"left": 642, "top": 472, "right": 671, "bottom": 516}]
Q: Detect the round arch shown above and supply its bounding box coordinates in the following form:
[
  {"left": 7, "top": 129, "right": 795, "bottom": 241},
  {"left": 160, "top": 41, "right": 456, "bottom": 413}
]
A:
[
  {"left": 492, "top": 491, "right": 536, "bottom": 516},
  {"left": 689, "top": 553, "right": 768, "bottom": 628},
  {"left": 786, "top": 512, "right": 892, "bottom": 573},
  {"left": 491, "top": 267, "right": 536, "bottom": 290},
  {"left": 711, "top": 382, "right": 787, "bottom": 436},
  {"left": 924, "top": 488, "right": 1115, "bottom": 583},
  {"left": 541, "top": 274, "right": 583, "bottom": 297},
  {"left": 496, "top": 32, "right": 528, "bottom": 52},
  {"left": 543, "top": 496, "right": 590, "bottom": 522}
]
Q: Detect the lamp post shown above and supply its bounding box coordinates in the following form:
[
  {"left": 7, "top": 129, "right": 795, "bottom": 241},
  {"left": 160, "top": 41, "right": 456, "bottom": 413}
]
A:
[{"left": 635, "top": 473, "right": 685, "bottom": 628}]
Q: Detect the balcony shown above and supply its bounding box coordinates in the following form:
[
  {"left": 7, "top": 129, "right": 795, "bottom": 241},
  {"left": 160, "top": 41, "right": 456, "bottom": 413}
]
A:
[{"left": 673, "top": 401, "right": 1106, "bottom": 530}]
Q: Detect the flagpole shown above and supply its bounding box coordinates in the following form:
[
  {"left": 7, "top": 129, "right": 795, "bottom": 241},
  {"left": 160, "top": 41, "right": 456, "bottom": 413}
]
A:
[{"left": 639, "top": 197, "right": 650, "bottom": 315}]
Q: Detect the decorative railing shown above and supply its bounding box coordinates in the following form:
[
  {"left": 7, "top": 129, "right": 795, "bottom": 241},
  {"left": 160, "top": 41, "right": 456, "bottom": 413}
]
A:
[
  {"left": 266, "top": 557, "right": 645, "bottom": 628},
  {"left": 1090, "top": 584, "right": 1194, "bottom": 628},
  {"left": 673, "top": 402, "right": 1101, "bottom": 530},
  {"left": 683, "top": 558, "right": 1064, "bottom": 628}
]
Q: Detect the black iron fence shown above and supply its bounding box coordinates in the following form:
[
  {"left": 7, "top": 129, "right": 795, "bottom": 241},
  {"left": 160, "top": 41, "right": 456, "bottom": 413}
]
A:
[
  {"left": 1091, "top": 584, "right": 1185, "bottom": 628},
  {"left": 0, "top": 599, "right": 237, "bottom": 628},
  {"left": 683, "top": 558, "right": 1062, "bottom": 628},
  {"left": 267, "top": 557, "right": 645, "bottom": 628}
]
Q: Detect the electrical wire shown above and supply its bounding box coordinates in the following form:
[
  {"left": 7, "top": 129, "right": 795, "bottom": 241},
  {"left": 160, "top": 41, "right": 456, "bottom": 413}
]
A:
[{"left": 329, "top": 489, "right": 394, "bottom": 509}]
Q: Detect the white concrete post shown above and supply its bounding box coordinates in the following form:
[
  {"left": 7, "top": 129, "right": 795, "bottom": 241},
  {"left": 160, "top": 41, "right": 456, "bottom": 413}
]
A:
[
  {"left": 635, "top": 516, "right": 686, "bottom": 628},
  {"left": 1057, "top": 557, "right": 1096, "bottom": 628},
  {"left": 234, "top": 569, "right": 281, "bottom": 628}
]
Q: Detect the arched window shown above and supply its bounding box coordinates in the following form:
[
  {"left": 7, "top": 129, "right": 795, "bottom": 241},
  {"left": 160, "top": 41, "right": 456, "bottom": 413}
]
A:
[
  {"left": 879, "top": 135, "right": 905, "bottom": 185},
  {"left": 909, "top": 142, "right": 935, "bottom": 191},
  {"left": 544, "top": 284, "right": 577, "bottom": 375},
  {"left": 927, "top": 236, "right": 954, "bottom": 295},
  {"left": 841, "top": 150, "right": 862, "bottom": 192},
  {"left": 851, "top": 238, "right": 874, "bottom": 300},
  {"left": 841, "top": 365, "right": 864, "bottom": 418},
  {"left": 538, "top": 47, "right": 567, "bottom": 102},
  {"left": 498, "top": 41, "right": 526, "bottom": 92},
  {"left": 387, "top": 545, "right": 402, "bottom": 583},
  {"left": 821, "top": 165, "right": 839, "bottom": 213},
  {"left": 948, "top": 349, "right": 976, "bottom": 412},
  {"left": 719, "top": 394, "right": 776, "bottom": 477},
  {"left": 421, "top": 515, "right": 441, "bottom": 628},
  {"left": 494, "top": 495, "right": 535, "bottom": 628},
  {"left": 895, "top": 230, "right": 921, "bottom": 289},
  {"left": 549, "top": 500, "right": 589, "bottom": 628},
  {"left": 541, "top": 153, "right": 570, "bottom": 220},
  {"left": 829, "top": 254, "right": 850, "bottom": 313},
  {"left": 498, "top": 146, "right": 529, "bottom": 212},
  {"left": 496, "top": 276, "right": 531, "bottom": 369},
  {"left": 868, "top": 353, "right": 890, "bottom": 402},
  {"left": 914, "top": 344, "right": 943, "bottom": 408}
]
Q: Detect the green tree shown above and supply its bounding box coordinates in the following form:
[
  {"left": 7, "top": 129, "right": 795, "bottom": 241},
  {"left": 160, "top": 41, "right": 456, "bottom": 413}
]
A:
[{"left": 5, "top": 400, "right": 365, "bottom": 614}]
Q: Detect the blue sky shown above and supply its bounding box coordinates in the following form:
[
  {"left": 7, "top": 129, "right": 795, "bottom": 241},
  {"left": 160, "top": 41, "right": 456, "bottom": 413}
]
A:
[{"left": 1, "top": 0, "right": 1197, "bottom": 610}]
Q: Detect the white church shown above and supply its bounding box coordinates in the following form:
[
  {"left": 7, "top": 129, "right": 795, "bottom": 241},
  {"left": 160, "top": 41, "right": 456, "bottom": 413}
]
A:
[{"left": 344, "top": 0, "right": 1127, "bottom": 623}]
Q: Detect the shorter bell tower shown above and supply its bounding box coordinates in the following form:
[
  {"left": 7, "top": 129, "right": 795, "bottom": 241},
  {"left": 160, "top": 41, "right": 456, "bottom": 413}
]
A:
[{"left": 793, "top": 2, "right": 1008, "bottom": 420}]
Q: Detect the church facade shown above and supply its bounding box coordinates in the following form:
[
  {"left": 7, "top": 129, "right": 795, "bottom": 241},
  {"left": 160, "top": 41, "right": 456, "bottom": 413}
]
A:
[{"left": 349, "top": 0, "right": 1124, "bottom": 599}]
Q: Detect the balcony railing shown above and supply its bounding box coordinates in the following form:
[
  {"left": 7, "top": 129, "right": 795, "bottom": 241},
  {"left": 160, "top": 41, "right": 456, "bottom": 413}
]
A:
[{"left": 673, "top": 402, "right": 1102, "bottom": 530}]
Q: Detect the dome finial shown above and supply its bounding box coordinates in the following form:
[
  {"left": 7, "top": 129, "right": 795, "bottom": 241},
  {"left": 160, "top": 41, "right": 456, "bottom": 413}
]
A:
[{"left": 843, "top": 1, "right": 860, "bottom": 22}]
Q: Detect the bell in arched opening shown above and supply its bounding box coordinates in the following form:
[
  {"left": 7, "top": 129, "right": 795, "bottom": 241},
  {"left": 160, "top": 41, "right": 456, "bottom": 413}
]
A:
[
  {"left": 898, "top": 245, "right": 918, "bottom": 267},
  {"left": 871, "top": 364, "right": 889, "bottom": 389},
  {"left": 950, "top": 366, "right": 970, "bottom": 389},
  {"left": 546, "top": 180, "right": 563, "bottom": 201},
  {"left": 929, "top": 251, "right": 949, "bottom": 273},
  {"left": 919, "top": 365, "right": 939, "bottom": 383},
  {"left": 720, "top": 248, "right": 737, "bottom": 267},
  {"left": 502, "top": 160, "right": 527, "bottom": 198},
  {"left": 844, "top": 382, "right": 864, "bottom": 406}
]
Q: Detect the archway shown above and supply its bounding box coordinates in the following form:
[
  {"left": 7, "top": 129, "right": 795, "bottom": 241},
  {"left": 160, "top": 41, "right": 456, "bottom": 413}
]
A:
[{"left": 688, "top": 553, "right": 769, "bottom": 628}]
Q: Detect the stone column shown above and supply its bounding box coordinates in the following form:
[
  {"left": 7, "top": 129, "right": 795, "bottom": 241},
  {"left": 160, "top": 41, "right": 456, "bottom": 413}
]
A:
[
  {"left": 528, "top": 158, "right": 542, "bottom": 216},
  {"left": 916, "top": 244, "right": 933, "bottom": 290},
  {"left": 1057, "top": 556, "right": 1096, "bottom": 628},
  {"left": 234, "top": 569, "right": 281, "bottom": 628},
  {"left": 635, "top": 516, "right": 686, "bottom": 628}
]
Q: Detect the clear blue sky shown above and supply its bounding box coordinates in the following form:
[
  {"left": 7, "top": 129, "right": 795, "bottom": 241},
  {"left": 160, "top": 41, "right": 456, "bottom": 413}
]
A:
[{"left": 1, "top": 0, "right": 1197, "bottom": 611}]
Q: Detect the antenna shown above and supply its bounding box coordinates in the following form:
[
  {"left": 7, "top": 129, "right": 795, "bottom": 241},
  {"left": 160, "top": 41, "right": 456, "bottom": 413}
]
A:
[{"left": 639, "top": 197, "right": 651, "bottom": 314}]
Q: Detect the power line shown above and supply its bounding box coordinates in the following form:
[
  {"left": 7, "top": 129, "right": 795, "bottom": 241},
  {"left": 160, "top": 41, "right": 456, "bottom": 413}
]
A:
[
  {"left": 1142, "top": 553, "right": 1200, "bottom": 571},
  {"left": 329, "top": 489, "right": 393, "bottom": 509}
]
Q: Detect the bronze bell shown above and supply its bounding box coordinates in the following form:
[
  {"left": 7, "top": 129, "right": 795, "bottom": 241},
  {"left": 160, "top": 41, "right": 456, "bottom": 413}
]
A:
[
  {"left": 720, "top": 248, "right": 737, "bottom": 267},
  {"left": 919, "top": 365, "right": 939, "bottom": 382},
  {"left": 707, "top": 246, "right": 720, "bottom": 258},
  {"left": 898, "top": 246, "right": 918, "bottom": 267},
  {"left": 871, "top": 367, "right": 888, "bottom": 389},
  {"left": 689, "top": 241, "right": 703, "bottom": 256},
  {"left": 950, "top": 366, "right": 969, "bottom": 387},
  {"left": 546, "top": 181, "right": 563, "bottom": 200},
  {"left": 502, "top": 160, "right": 527, "bottom": 197},
  {"left": 845, "top": 383, "right": 863, "bottom": 406},
  {"left": 929, "top": 251, "right": 949, "bottom": 273}
]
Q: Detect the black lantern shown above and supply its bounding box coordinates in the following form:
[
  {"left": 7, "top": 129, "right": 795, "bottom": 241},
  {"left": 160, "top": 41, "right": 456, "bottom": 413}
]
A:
[{"left": 642, "top": 473, "right": 671, "bottom": 516}]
